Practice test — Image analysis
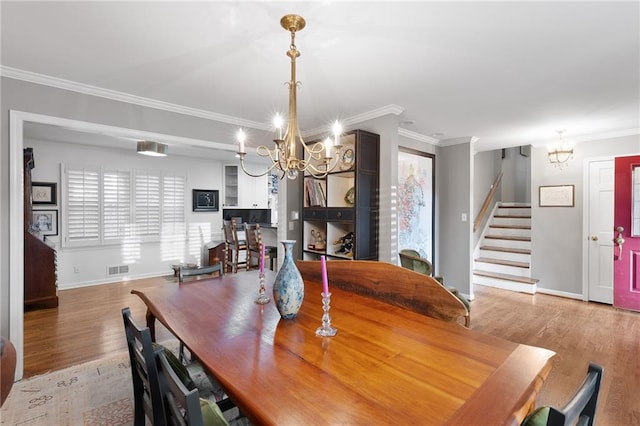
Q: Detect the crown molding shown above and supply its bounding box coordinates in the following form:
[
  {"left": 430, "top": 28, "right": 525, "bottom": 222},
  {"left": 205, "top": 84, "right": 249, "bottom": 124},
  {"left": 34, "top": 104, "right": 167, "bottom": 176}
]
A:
[
  {"left": 304, "top": 104, "right": 406, "bottom": 137},
  {"left": 1, "top": 66, "right": 270, "bottom": 131},
  {"left": 397, "top": 128, "right": 440, "bottom": 145},
  {"left": 439, "top": 136, "right": 479, "bottom": 147},
  {"left": 529, "top": 128, "right": 640, "bottom": 147}
]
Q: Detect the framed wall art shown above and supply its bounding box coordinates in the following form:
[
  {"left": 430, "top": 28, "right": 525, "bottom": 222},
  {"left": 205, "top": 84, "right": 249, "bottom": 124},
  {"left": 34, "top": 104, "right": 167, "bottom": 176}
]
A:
[
  {"left": 539, "top": 184, "right": 574, "bottom": 207},
  {"left": 32, "top": 181, "right": 57, "bottom": 205},
  {"left": 192, "top": 189, "right": 219, "bottom": 212},
  {"left": 32, "top": 210, "right": 58, "bottom": 235}
]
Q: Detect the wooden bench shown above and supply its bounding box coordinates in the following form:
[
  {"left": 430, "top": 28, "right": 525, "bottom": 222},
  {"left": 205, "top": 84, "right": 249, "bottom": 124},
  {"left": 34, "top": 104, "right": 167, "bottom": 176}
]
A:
[
  {"left": 178, "top": 262, "right": 223, "bottom": 283},
  {"left": 297, "top": 260, "right": 470, "bottom": 327}
]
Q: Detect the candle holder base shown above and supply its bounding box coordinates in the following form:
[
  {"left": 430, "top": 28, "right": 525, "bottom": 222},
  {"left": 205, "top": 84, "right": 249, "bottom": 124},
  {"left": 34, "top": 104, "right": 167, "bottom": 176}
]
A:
[
  {"left": 315, "top": 324, "right": 337, "bottom": 337},
  {"left": 315, "top": 292, "right": 337, "bottom": 337},
  {"left": 255, "top": 273, "right": 271, "bottom": 305}
]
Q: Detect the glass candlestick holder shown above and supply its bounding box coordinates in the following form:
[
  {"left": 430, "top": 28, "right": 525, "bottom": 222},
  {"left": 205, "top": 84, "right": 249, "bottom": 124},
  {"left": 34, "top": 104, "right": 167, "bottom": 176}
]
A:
[
  {"left": 255, "top": 272, "right": 271, "bottom": 304},
  {"left": 315, "top": 292, "right": 337, "bottom": 337}
]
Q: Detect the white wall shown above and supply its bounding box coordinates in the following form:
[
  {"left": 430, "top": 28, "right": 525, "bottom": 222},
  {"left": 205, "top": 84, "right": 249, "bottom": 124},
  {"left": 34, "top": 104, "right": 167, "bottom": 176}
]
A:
[
  {"left": 27, "top": 137, "right": 229, "bottom": 288},
  {"left": 531, "top": 134, "right": 640, "bottom": 295}
]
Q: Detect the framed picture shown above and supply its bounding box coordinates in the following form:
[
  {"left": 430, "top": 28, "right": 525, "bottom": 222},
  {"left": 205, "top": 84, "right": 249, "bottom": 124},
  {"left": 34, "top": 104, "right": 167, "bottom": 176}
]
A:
[
  {"left": 539, "top": 185, "right": 575, "bottom": 207},
  {"left": 192, "top": 189, "right": 219, "bottom": 212},
  {"left": 32, "top": 210, "right": 58, "bottom": 235},
  {"left": 32, "top": 182, "right": 57, "bottom": 205}
]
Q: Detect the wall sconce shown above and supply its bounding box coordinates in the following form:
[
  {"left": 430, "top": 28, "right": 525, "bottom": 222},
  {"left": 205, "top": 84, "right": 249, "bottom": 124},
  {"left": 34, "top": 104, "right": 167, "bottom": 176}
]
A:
[
  {"left": 548, "top": 130, "right": 573, "bottom": 169},
  {"left": 137, "top": 141, "right": 167, "bottom": 157}
]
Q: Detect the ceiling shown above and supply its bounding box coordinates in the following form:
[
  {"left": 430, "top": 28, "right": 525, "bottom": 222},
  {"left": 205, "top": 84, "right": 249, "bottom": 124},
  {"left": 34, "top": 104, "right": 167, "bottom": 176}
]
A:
[{"left": 2, "top": 1, "right": 639, "bottom": 154}]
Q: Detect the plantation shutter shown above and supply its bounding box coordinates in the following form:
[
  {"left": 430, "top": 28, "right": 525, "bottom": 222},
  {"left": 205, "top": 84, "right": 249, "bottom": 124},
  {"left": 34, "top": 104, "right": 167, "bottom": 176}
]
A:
[
  {"left": 163, "top": 175, "right": 186, "bottom": 226},
  {"left": 103, "top": 170, "right": 131, "bottom": 240},
  {"left": 66, "top": 167, "right": 100, "bottom": 245},
  {"left": 135, "top": 171, "right": 161, "bottom": 237}
]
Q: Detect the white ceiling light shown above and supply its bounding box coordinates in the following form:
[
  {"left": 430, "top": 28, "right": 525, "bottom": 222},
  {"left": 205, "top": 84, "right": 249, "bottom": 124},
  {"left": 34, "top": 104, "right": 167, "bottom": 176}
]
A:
[{"left": 137, "top": 141, "right": 167, "bottom": 157}]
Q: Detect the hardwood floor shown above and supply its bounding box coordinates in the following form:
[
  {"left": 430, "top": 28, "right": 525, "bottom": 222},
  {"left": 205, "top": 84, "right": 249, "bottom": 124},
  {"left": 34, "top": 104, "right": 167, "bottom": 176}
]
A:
[{"left": 24, "top": 276, "right": 640, "bottom": 425}]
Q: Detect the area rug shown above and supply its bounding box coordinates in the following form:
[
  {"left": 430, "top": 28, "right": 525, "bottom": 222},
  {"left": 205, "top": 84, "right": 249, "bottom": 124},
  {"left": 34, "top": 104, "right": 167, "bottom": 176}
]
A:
[{"left": 0, "top": 340, "right": 244, "bottom": 426}]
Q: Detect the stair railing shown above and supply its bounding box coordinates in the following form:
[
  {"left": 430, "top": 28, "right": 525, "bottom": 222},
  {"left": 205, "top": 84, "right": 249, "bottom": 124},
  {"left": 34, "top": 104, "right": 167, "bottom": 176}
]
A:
[{"left": 473, "top": 172, "right": 503, "bottom": 232}]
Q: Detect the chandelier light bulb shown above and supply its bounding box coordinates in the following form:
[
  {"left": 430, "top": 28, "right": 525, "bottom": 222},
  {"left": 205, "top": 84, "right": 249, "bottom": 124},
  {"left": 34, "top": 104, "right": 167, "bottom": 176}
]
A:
[{"left": 237, "top": 129, "right": 246, "bottom": 153}]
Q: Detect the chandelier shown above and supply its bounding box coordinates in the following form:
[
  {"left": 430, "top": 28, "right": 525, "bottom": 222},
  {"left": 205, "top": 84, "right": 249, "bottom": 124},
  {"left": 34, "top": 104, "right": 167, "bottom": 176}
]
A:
[
  {"left": 236, "top": 14, "right": 342, "bottom": 180},
  {"left": 548, "top": 130, "right": 574, "bottom": 169}
]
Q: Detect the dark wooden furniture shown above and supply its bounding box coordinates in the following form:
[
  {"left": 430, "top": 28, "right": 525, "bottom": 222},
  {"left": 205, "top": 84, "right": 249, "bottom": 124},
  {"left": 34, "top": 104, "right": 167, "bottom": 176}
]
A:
[
  {"left": 132, "top": 262, "right": 554, "bottom": 425},
  {"left": 23, "top": 148, "right": 58, "bottom": 309},
  {"left": 297, "top": 260, "right": 470, "bottom": 327},
  {"left": 178, "top": 262, "right": 223, "bottom": 283},
  {"left": 122, "top": 307, "right": 165, "bottom": 426},
  {"left": 222, "top": 219, "right": 247, "bottom": 273},
  {"left": 0, "top": 336, "right": 16, "bottom": 407},
  {"left": 206, "top": 241, "right": 225, "bottom": 267}
]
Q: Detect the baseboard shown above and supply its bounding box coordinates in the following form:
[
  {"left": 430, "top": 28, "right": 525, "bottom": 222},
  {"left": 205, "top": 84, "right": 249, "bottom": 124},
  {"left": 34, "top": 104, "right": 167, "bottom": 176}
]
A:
[
  {"left": 536, "top": 287, "right": 583, "bottom": 300},
  {"left": 58, "top": 271, "right": 171, "bottom": 290}
]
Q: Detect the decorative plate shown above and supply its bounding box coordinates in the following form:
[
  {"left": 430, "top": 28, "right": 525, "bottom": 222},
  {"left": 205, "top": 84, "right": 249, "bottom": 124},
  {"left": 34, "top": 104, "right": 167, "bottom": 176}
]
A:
[
  {"left": 344, "top": 187, "right": 355, "bottom": 206},
  {"left": 339, "top": 143, "right": 355, "bottom": 171}
]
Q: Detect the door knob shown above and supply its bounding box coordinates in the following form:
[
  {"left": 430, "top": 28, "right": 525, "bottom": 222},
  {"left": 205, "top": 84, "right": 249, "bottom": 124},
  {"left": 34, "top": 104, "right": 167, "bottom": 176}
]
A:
[
  {"left": 591, "top": 236, "right": 598, "bottom": 241},
  {"left": 614, "top": 226, "right": 625, "bottom": 260}
]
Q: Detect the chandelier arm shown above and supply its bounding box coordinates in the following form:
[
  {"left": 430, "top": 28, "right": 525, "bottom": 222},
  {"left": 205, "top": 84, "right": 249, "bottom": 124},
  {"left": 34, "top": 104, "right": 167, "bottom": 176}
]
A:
[{"left": 238, "top": 156, "right": 279, "bottom": 178}]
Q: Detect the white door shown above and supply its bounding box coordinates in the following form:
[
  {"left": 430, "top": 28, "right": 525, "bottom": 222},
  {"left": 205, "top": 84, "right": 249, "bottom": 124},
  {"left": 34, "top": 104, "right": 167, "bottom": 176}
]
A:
[{"left": 586, "top": 158, "right": 614, "bottom": 303}]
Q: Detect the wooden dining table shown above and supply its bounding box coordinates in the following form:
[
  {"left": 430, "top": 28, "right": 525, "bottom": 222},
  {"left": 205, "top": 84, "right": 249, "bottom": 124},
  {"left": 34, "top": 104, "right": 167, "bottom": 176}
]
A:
[{"left": 132, "top": 269, "right": 555, "bottom": 425}]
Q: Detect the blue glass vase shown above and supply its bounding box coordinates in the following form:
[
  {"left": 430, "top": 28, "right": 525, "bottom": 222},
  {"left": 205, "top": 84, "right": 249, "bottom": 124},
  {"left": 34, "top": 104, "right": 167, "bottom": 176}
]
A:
[{"left": 272, "top": 240, "right": 304, "bottom": 319}]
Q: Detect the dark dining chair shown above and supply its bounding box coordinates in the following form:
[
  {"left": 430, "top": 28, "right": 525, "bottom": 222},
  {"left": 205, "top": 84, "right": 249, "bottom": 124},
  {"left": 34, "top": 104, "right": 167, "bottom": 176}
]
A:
[
  {"left": 122, "top": 307, "right": 166, "bottom": 426},
  {"left": 223, "top": 219, "right": 247, "bottom": 273},
  {"left": 521, "top": 363, "right": 604, "bottom": 426},
  {"left": 245, "top": 223, "right": 277, "bottom": 271},
  {"left": 156, "top": 350, "right": 230, "bottom": 426}
]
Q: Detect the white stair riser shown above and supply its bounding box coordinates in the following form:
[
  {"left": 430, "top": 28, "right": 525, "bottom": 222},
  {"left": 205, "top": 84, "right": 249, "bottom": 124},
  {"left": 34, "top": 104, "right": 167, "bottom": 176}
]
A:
[
  {"left": 473, "top": 261, "right": 530, "bottom": 277},
  {"left": 487, "top": 227, "right": 531, "bottom": 238},
  {"left": 496, "top": 208, "right": 531, "bottom": 216},
  {"left": 478, "top": 249, "right": 530, "bottom": 263},
  {"left": 492, "top": 217, "right": 531, "bottom": 227},
  {"left": 474, "top": 278, "right": 537, "bottom": 294},
  {"left": 483, "top": 238, "right": 531, "bottom": 250}
]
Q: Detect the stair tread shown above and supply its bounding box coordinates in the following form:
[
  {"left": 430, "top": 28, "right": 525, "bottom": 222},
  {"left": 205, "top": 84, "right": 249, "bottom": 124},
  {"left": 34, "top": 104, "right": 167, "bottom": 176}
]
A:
[
  {"left": 498, "top": 205, "right": 531, "bottom": 209},
  {"left": 494, "top": 215, "right": 532, "bottom": 219},
  {"left": 480, "top": 245, "right": 532, "bottom": 255},
  {"left": 489, "top": 224, "right": 531, "bottom": 230},
  {"left": 485, "top": 235, "right": 531, "bottom": 242},
  {"left": 473, "top": 270, "right": 539, "bottom": 284},
  {"left": 475, "top": 257, "right": 530, "bottom": 268}
]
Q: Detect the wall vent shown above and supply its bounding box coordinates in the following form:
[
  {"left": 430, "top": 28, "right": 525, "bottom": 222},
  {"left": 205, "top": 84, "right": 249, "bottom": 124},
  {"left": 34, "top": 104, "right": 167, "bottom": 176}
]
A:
[{"left": 107, "top": 265, "right": 129, "bottom": 276}]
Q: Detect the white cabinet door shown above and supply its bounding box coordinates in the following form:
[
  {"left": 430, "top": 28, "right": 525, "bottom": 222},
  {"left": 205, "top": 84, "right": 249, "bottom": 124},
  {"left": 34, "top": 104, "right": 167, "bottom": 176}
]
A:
[
  {"left": 224, "top": 165, "right": 268, "bottom": 208},
  {"left": 239, "top": 173, "right": 268, "bottom": 208}
]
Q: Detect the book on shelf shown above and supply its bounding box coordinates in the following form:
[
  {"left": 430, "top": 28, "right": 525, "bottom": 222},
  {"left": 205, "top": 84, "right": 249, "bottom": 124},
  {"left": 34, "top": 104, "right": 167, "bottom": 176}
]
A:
[{"left": 305, "top": 179, "right": 326, "bottom": 207}]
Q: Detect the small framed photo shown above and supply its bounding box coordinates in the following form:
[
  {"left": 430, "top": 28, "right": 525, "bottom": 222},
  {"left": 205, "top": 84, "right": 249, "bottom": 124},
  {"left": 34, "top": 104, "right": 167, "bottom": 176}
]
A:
[
  {"left": 539, "top": 185, "right": 575, "bottom": 207},
  {"left": 192, "top": 189, "right": 219, "bottom": 212},
  {"left": 32, "top": 182, "right": 57, "bottom": 205},
  {"left": 32, "top": 210, "right": 58, "bottom": 235}
]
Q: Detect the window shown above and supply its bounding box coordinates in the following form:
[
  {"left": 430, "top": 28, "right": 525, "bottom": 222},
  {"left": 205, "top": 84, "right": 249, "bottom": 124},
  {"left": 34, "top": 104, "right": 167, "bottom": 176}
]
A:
[
  {"left": 65, "top": 166, "right": 100, "bottom": 246},
  {"left": 63, "top": 165, "right": 185, "bottom": 247}
]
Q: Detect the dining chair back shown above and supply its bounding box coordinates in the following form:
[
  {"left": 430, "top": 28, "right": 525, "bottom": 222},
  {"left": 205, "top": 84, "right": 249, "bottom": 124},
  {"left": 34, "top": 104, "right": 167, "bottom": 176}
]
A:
[
  {"left": 122, "top": 307, "right": 166, "bottom": 426},
  {"left": 223, "top": 219, "right": 247, "bottom": 273},
  {"left": 522, "top": 363, "right": 604, "bottom": 426},
  {"left": 244, "top": 223, "right": 260, "bottom": 270},
  {"left": 156, "top": 350, "right": 230, "bottom": 426}
]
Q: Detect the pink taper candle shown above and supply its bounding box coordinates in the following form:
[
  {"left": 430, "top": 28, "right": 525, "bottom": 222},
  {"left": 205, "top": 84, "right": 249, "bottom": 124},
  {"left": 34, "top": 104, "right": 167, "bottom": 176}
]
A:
[
  {"left": 321, "top": 255, "right": 329, "bottom": 296},
  {"left": 260, "top": 243, "right": 265, "bottom": 274}
]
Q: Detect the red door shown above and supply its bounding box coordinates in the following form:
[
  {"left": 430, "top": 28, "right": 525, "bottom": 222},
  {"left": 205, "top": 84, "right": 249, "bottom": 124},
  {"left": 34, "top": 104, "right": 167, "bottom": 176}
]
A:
[{"left": 614, "top": 155, "right": 640, "bottom": 311}]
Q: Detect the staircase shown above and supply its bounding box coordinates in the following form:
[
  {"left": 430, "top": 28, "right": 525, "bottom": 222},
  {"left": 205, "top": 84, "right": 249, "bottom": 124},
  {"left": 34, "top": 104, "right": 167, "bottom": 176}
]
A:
[{"left": 473, "top": 203, "right": 538, "bottom": 294}]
